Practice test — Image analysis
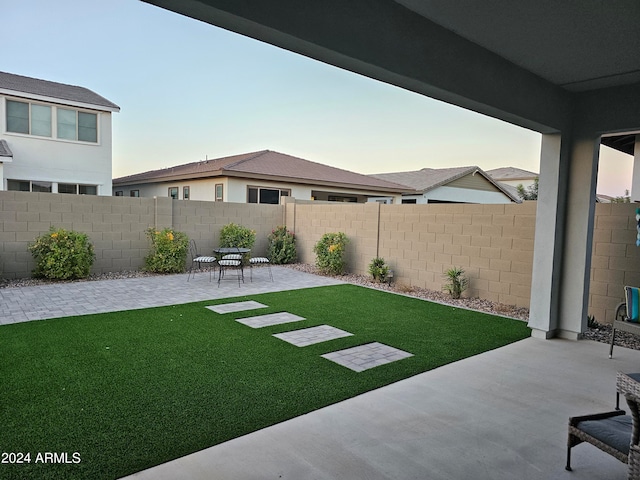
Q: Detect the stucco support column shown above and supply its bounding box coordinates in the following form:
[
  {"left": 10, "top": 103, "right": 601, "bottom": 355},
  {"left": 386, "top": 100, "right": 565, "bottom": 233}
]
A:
[
  {"left": 632, "top": 135, "right": 640, "bottom": 203},
  {"left": 529, "top": 131, "right": 600, "bottom": 339}
]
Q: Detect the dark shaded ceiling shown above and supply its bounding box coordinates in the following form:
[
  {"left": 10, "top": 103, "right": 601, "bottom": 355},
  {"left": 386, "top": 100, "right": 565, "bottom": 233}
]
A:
[{"left": 394, "top": 0, "right": 640, "bottom": 93}]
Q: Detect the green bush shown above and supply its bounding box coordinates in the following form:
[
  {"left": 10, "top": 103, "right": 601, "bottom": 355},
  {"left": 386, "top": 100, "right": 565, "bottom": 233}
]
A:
[
  {"left": 29, "top": 227, "right": 95, "bottom": 280},
  {"left": 313, "top": 232, "right": 348, "bottom": 275},
  {"left": 443, "top": 266, "right": 469, "bottom": 299},
  {"left": 144, "top": 227, "right": 189, "bottom": 274},
  {"left": 267, "top": 226, "right": 297, "bottom": 264},
  {"left": 219, "top": 223, "right": 256, "bottom": 249},
  {"left": 368, "top": 257, "right": 389, "bottom": 282}
]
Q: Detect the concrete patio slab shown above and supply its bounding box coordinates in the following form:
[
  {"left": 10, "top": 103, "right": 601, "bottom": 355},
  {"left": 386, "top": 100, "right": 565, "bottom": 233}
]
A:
[
  {"left": 206, "top": 301, "right": 268, "bottom": 314},
  {"left": 273, "top": 325, "right": 353, "bottom": 347},
  {"left": 322, "top": 342, "right": 413, "bottom": 372},
  {"left": 236, "top": 312, "right": 306, "bottom": 328},
  {"left": 122, "top": 338, "right": 640, "bottom": 480}
]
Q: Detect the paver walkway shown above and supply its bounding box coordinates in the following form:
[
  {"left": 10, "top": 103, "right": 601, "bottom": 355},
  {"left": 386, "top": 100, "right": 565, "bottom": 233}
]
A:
[
  {"left": 322, "top": 342, "right": 414, "bottom": 372},
  {"left": 236, "top": 312, "right": 306, "bottom": 328},
  {"left": 206, "top": 301, "right": 268, "bottom": 314},
  {"left": 273, "top": 325, "right": 353, "bottom": 347},
  {"left": 0, "top": 266, "right": 344, "bottom": 325}
]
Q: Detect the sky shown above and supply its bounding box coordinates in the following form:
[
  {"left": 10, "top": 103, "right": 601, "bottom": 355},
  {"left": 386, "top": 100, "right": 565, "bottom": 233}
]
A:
[{"left": 1, "top": 0, "right": 633, "bottom": 197}]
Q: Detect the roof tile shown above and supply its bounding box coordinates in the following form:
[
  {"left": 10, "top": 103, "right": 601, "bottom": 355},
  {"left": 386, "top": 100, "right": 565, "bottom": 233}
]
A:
[{"left": 0, "top": 71, "right": 119, "bottom": 111}]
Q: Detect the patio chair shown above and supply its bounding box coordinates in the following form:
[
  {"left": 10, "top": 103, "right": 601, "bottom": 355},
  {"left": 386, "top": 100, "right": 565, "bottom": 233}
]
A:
[
  {"left": 187, "top": 239, "right": 217, "bottom": 282},
  {"left": 218, "top": 254, "right": 243, "bottom": 287},
  {"left": 610, "top": 286, "right": 640, "bottom": 359},
  {"left": 566, "top": 372, "right": 640, "bottom": 478},
  {"left": 249, "top": 256, "right": 273, "bottom": 282}
]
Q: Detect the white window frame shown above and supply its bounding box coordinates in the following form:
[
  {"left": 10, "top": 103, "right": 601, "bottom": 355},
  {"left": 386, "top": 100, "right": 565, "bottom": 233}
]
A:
[{"left": 4, "top": 97, "right": 99, "bottom": 144}]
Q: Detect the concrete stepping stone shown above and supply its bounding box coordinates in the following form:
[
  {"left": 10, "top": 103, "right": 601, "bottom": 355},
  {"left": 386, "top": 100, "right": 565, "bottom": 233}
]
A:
[
  {"left": 206, "top": 301, "right": 268, "bottom": 314},
  {"left": 236, "top": 312, "right": 305, "bottom": 328},
  {"left": 322, "top": 342, "right": 413, "bottom": 372},
  {"left": 273, "top": 325, "right": 353, "bottom": 347}
]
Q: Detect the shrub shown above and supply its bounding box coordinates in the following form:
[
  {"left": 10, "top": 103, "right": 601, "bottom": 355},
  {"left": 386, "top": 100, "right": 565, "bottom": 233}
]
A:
[
  {"left": 144, "top": 227, "right": 189, "bottom": 274},
  {"left": 29, "top": 227, "right": 95, "bottom": 280},
  {"left": 443, "top": 266, "right": 469, "bottom": 299},
  {"left": 219, "top": 223, "right": 256, "bottom": 250},
  {"left": 368, "top": 257, "right": 389, "bottom": 282},
  {"left": 267, "top": 226, "right": 297, "bottom": 264},
  {"left": 313, "top": 232, "right": 348, "bottom": 275}
]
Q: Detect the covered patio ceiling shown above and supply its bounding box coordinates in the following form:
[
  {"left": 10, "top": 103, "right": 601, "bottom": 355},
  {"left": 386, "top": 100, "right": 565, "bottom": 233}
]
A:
[{"left": 142, "top": 0, "right": 640, "bottom": 137}]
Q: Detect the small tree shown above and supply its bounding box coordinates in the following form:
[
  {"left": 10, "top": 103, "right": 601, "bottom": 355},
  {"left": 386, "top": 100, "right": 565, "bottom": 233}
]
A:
[
  {"left": 443, "top": 266, "right": 469, "bottom": 299},
  {"left": 313, "top": 232, "right": 348, "bottom": 275},
  {"left": 516, "top": 177, "right": 539, "bottom": 200}
]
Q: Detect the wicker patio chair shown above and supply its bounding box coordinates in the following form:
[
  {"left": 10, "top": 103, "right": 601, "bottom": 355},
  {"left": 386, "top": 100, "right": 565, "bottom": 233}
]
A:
[
  {"left": 566, "top": 372, "right": 640, "bottom": 478},
  {"left": 610, "top": 286, "right": 640, "bottom": 359},
  {"left": 187, "top": 240, "right": 217, "bottom": 282}
]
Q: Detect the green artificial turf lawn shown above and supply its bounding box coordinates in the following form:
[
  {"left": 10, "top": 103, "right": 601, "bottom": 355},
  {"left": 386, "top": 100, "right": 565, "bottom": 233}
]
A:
[{"left": 0, "top": 284, "right": 530, "bottom": 480}]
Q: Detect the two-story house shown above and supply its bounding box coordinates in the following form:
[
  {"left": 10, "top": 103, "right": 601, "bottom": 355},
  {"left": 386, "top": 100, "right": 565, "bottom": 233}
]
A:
[{"left": 0, "top": 71, "right": 119, "bottom": 195}]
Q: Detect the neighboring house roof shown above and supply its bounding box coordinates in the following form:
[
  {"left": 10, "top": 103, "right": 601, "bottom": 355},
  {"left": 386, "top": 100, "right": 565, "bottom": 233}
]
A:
[
  {"left": 370, "top": 166, "right": 521, "bottom": 202},
  {"left": 498, "top": 182, "right": 521, "bottom": 199},
  {"left": 486, "top": 167, "right": 538, "bottom": 181},
  {"left": 113, "top": 150, "right": 412, "bottom": 194},
  {"left": 0, "top": 139, "right": 13, "bottom": 157},
  {"left": 0, "top": 71, "right": 120, "bottom": 111}
]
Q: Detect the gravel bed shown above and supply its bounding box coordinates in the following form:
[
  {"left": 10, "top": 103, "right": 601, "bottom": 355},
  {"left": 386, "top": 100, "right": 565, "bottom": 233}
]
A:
[
  {"left": 0, "top": 270, "right": 157, "bottom": 289},
  {"left": 2, "top": 264, "right": 636, "bottom": 351},
  {"left": 281, "top": 263, "right": 530, "bottom": 320}
]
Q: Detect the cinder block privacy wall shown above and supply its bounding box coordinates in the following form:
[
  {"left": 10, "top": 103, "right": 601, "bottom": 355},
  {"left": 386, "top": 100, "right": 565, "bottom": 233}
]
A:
[
  {"left": 283, "top": 198, "right": 639, "bottom": 324},
  {"left": 1, "top": 190, "right": 638, "bottom": 324},
  {"left": 0, "top": 192, "right": 282, "bottom": 280},
  {"left": 288, "top": 200, "right": 537, "bottom": 308}
]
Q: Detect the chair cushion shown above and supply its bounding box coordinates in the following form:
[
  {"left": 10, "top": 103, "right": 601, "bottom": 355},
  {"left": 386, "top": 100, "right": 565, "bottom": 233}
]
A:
[
  {"left": 222, "top": 254, "right": 243, "bottom": 260},
  {"left": 218, "top": 259, "right": 241, "bottom": 267},
  {"left": 194, "top": 256, "right": 216, "bottom": 263},
  {"left": 626, "top": 286, "right": 639, "bottom": 322},
  {"left": 250, "top": 257, "right": 270, "bottom": 264},
  {"left": 577, "top": 415, "right": 632, "bottom": 455}
]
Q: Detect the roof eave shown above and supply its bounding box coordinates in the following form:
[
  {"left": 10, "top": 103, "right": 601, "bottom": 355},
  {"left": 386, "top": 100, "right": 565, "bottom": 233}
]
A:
[
  {"left": 224, "top": 171, "right": 410, "bottom": 194},
  {"left": 0, "top": 88, "right": 120, "bottom": 112}
]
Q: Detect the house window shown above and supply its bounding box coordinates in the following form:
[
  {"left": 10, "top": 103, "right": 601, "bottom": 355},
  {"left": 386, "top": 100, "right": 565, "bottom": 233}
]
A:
[
  {"left": 79, "top": 185, "right": 97, "bottom": 195},
  {"left": 6, "top": 100, "right": 52, "bottom": 137},
  {"left": 59, "top": 183, "right": 78, "bottom": 194},
  {"left": 57, "top": 109, "right": 76, "bottom": 140},
  {"left": 183, "top": 186, "right": 190, "bottom": 200},
  {"left": 78, "top": 112, "right": 98, "bottom": 142},
  {"left": 6, "top": 100, "right": 95, "bottom": 142},
  {"left": 130, "top": 190, "right": 139, "bottom": 197},
  {"left": 215, "top": 184, "right": 223, "bottom": 202},
  {"left": 115, "top": 191, "right": 124, "bottom": 196},
  {"left": 328, "top": 195, "right": 357, "bottom": 203},
  {"left": 57, "top": 108, "right": 97, "bottom": 143},
  {"left": 402, "top": 199, "right": 418, "bottom": 204},
  {"left": 247, "top": 186, "right": 290, "bottom": 204},
  {"left": 55, "top": 183, "right": 97, "bottom": 195},
  {"left": 7, "top": 179, "right": 52, "bottom": 193},
  {"left": 169, "top": 187, "right": 179, "bottom": 199}
]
